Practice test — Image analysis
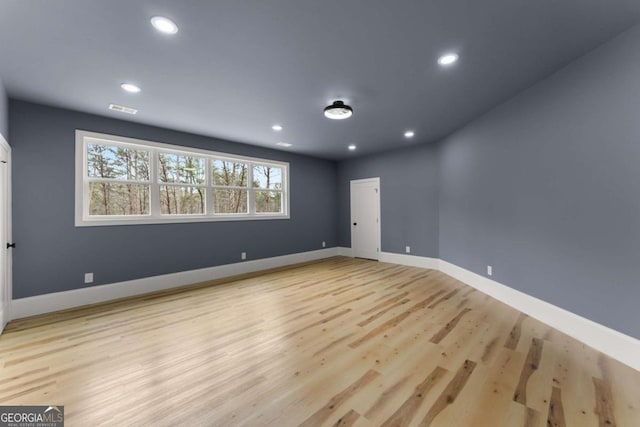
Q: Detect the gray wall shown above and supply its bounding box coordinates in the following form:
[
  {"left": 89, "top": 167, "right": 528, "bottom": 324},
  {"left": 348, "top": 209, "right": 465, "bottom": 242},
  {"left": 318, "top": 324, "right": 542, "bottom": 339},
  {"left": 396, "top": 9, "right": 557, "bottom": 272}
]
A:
[
  {"left": 9, "top": 25, "right": 640, "bottom": 340},
  {"left": 337, "top": 144, "right": 439, "bottom": 258},
  {"left": 336, "top": 25, "right": 640, "bottom": 339},
  {"left": 439, "top": 25, "right": 640, "bottom": 339},
  {"left": 0, "top": 77, "right": 7, "bottom": 139},
  {"left": 10, "top": 100, "right": 338, "bottom": 299}
]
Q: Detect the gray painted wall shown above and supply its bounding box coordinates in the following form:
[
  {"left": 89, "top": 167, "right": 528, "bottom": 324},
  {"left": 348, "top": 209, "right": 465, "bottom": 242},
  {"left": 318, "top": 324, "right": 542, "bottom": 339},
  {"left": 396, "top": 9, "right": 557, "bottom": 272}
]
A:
[
  {"left": 10, "top": 100, "right": 338, "bottom": 299},
  {"left": 0, "top": 77, "right": 7, "bottom": 139},
  {"left": 439, "top": 25, "right": 640, "bottom": 339},
  {"left": 8, "top": 24, "right": 640, "bottom": 341},
  {"left": 336, "top": 25, "right": 640, "bottom": 339},
  {"left": 337, "top": 144, "right": 439, "bottom": 258}
]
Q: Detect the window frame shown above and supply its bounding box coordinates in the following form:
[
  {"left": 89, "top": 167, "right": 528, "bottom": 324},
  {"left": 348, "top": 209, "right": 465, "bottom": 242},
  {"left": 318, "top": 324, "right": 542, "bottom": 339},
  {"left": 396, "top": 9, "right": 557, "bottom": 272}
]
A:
[
  {"left": 75, "top": 130, "right": 290, "bottom": 226},
  {"left": 157, "top": 151, "right": 208, "bottom": 216},
  {"left": 84, "top": 140, "right": 152, "bottom": 217}
]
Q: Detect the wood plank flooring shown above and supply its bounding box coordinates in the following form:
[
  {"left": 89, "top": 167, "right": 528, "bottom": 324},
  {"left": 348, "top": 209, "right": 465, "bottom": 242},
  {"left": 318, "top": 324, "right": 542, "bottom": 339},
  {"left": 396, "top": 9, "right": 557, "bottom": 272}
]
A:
[{"left": 1, "top": 257, "right": 639, "bottom": 426}]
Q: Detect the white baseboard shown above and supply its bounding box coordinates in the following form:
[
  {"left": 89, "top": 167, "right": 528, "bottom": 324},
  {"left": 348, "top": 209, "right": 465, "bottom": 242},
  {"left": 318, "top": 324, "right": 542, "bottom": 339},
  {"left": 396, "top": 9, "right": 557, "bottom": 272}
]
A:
[
  {"left": 370, "top": 251, "right": 640, "bottom": 372},
  {"left": 379, "top": 252, "right": 439, "bottom": 269},
  {"left": 438, "top": 259, "right": 640, "bottom": 372},
  {"left": 337, "top": 246, "right": 353, "bottom": 257},
  {"left": 338, "top": 248, "right": 439, "bottom": 268},
  {"left": 9, "top": 247, "right": 640, "bottom": 372},
  {"left": 11, "top": 247, "right": 340, "bottom": 320}
]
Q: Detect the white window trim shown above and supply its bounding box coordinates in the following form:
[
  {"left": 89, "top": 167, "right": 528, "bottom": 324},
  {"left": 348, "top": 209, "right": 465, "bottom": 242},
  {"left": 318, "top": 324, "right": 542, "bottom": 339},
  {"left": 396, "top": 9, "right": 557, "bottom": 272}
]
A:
[{"left": 75, "top": 130, "right": 290, "bottom": 226}]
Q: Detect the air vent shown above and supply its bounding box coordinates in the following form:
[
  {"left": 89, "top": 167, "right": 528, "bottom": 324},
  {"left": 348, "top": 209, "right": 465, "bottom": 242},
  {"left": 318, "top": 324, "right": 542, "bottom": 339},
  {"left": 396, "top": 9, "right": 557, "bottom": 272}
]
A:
[{"left": 108, "top": 104, "right": 138, "bottom": 115}]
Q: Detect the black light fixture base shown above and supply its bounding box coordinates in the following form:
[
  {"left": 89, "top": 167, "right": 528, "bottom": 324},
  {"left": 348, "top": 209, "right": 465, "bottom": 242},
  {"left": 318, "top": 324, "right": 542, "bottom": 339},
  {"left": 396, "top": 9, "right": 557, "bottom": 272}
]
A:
[{"left": 324, "top": 100, "right": 353, "bottom": 120}]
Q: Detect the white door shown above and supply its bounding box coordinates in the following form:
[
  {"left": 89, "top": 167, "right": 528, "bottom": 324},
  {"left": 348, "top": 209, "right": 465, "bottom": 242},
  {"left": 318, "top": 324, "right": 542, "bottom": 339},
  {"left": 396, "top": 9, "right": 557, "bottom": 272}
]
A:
[
  {"left": 0, "top": 137, "right": 10, "bottom": 333},
  {"left": 350, "top": 178, "right": 380, "bottom": 260}
]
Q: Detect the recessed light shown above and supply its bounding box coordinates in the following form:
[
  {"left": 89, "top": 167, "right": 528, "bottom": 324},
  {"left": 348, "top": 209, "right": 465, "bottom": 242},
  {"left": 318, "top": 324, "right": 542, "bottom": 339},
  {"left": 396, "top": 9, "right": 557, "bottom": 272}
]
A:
[
  {"left": 150, "top": 16, "right": 178, "bottom": 34},
  {"left": 120, "top": 83, "right": 141, "bottom": 93},
  {"left": 324, "top": 101, "right": 353, "bottom": 120},
  {"left": 276, "top": 142, "right": 292, "bottom": 147},
  {"left": 348, "top": 144, "right": 357, "bottom": 151},
  {"left": 108, "top": 104, "right": 138, "bottom": 115},
  {"left": 438, "top": 53, "right": 459, "bottom": 66},
  {"left": 272, "top": 124, "right": 283, "bottom": 131},
  {"left": 404, "top": 130, "right": 415, "bottom": 138}
]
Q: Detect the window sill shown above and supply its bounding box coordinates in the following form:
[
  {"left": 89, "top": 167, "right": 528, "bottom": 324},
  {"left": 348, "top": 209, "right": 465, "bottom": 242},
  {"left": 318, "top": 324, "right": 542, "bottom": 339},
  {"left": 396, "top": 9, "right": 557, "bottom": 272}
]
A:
[{"left": 75, "top": 214, "right": 291, "bottom": 227}]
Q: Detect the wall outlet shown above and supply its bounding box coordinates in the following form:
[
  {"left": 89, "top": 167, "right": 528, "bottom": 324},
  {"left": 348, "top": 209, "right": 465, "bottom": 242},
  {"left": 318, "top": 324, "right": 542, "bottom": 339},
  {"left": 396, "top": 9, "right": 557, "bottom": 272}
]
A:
[
  {"left": 241, "top": 252, "right": 246, "bottom": 260},
  {"left": 84, "top": 272, "right": 94, "bottom": 284},
  {"left": 406, "top": 246, "right": 411, "bottom": 254},
  {"left": 487, "top": 265, "right": 493, "bottom": 276},
  {"left": 322, "top": 241, "right": 326, "bottom": 248}
]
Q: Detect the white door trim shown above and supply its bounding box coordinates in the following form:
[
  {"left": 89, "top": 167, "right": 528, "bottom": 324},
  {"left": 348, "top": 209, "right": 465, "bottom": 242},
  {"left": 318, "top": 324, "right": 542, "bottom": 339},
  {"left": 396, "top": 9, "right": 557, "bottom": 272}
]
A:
[
  {"left": 0, "top": 133, "right": 11, "bottom": 333},
  {"left": 350, "top": 177, "right": 381, "bottom": 260}
]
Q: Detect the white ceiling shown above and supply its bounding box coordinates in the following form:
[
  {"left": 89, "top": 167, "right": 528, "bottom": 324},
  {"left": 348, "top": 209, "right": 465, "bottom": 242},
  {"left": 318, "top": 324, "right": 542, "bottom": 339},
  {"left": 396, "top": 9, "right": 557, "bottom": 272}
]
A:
[{"left": 1, "top": 0, "right": 639, "bottom": 159}]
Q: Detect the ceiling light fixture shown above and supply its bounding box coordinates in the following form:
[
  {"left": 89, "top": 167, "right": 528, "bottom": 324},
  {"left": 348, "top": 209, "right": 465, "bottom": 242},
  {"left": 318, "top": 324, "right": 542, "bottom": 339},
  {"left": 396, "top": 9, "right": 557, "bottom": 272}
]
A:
[
  {"left": 404, "top": 130, "right": 415, "bottom": 138},
  {"left": 438, "top": 53, "right": 459, "bottom": 66},
  {"left": 150, "top": 16, "right": 179, "bottom": 34},
  {"left": 120, "top": 83, "right": 141, "bottom": 93},
  {"left": 272, "top": 124, "right": 283, "bottom": 131},
  {"left": 348, "top": 144, "right": 357, "bottom": 151},
  {"left": 324, "top": 101, "right": 353, "bottom": 120},
  {"left": 276, "top": 142, "right": 292, "bottom": 147},
  {"left": 108, "top": 104, "right": 138, "bottom": 115}
]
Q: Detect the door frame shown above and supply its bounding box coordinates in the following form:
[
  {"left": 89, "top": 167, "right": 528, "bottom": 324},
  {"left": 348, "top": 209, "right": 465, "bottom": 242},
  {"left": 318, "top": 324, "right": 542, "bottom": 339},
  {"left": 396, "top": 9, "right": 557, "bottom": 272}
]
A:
[
  {"left": 0, "top": 133, "right": 11, "bottom": 333},
  {"left": 350, "top": 177, "right": 381, "bottom": 260}
]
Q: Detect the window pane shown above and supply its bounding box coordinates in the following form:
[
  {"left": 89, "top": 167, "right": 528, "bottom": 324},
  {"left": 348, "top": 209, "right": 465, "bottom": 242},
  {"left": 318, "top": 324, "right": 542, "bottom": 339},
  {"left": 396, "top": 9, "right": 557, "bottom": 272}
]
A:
[
  {"left": 89, "top": 183, "right": 150, "bottom": 215},
  {"left": 255, "top": 191, "right": 283, "bottom": 213},
  {"left": 212, "top": 160, "right": 248, "bottom": 187},
  {"left": 160, "top": 186, "right": 205, "bottom": 215},
  {"left": 87, "top": 143, "right": 150, "bottom": 181},
  {"left": 158, "top": 153, "right": 205, "bottom": 184},
  {"left": 252, "top": 165, "right": 282, "bottom": 189},
  {"left": 213, "top": 189, "right": 248, "bottom": 214}
]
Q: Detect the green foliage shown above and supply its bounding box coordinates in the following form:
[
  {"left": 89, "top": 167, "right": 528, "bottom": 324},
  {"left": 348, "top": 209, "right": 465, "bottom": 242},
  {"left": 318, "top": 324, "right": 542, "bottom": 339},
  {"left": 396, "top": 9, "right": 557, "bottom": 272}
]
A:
[
  {"left": 87, "top": 143, "right": 284, "bottom": 216},
  {"left": 158, "top": 153, "right": 205, "bottom": 214},
  {"left": 87, "top": 144, "right": 150, "bottom": 215},
  {"left": 212, "top": 160, "right": 248, "bottom": 187}
]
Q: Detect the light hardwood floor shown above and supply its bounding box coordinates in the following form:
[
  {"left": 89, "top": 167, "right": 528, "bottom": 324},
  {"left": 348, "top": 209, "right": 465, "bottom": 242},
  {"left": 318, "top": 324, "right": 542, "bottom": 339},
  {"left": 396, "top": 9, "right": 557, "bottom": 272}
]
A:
[{"left": 1, "top": 257, "right": 639, "bottom": 426}]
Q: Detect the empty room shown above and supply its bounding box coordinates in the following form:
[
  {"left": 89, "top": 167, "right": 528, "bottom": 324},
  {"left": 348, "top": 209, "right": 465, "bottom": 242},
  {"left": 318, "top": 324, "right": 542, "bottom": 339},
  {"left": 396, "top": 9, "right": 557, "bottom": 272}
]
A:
[{"left": 1, "top": 1, "right": 640, "bottom": 426}]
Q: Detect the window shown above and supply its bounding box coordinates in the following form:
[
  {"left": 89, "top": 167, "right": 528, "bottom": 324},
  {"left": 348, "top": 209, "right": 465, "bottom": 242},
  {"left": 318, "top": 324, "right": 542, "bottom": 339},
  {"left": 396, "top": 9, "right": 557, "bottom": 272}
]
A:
[
  {"left": 86, "top": 142, "right": 151, "bottom": 215},
  {"left": 158, "top": 152, "right": 206, "bottom": 215},
  {"left": 76, "top": 130, "right": 289, "bottom": 226},
  {"left": 253, "top": 164, "right": 284, "bottom": 213},
  {"left": 212, "top": 160, "right": 249, "bottom": 214}
]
